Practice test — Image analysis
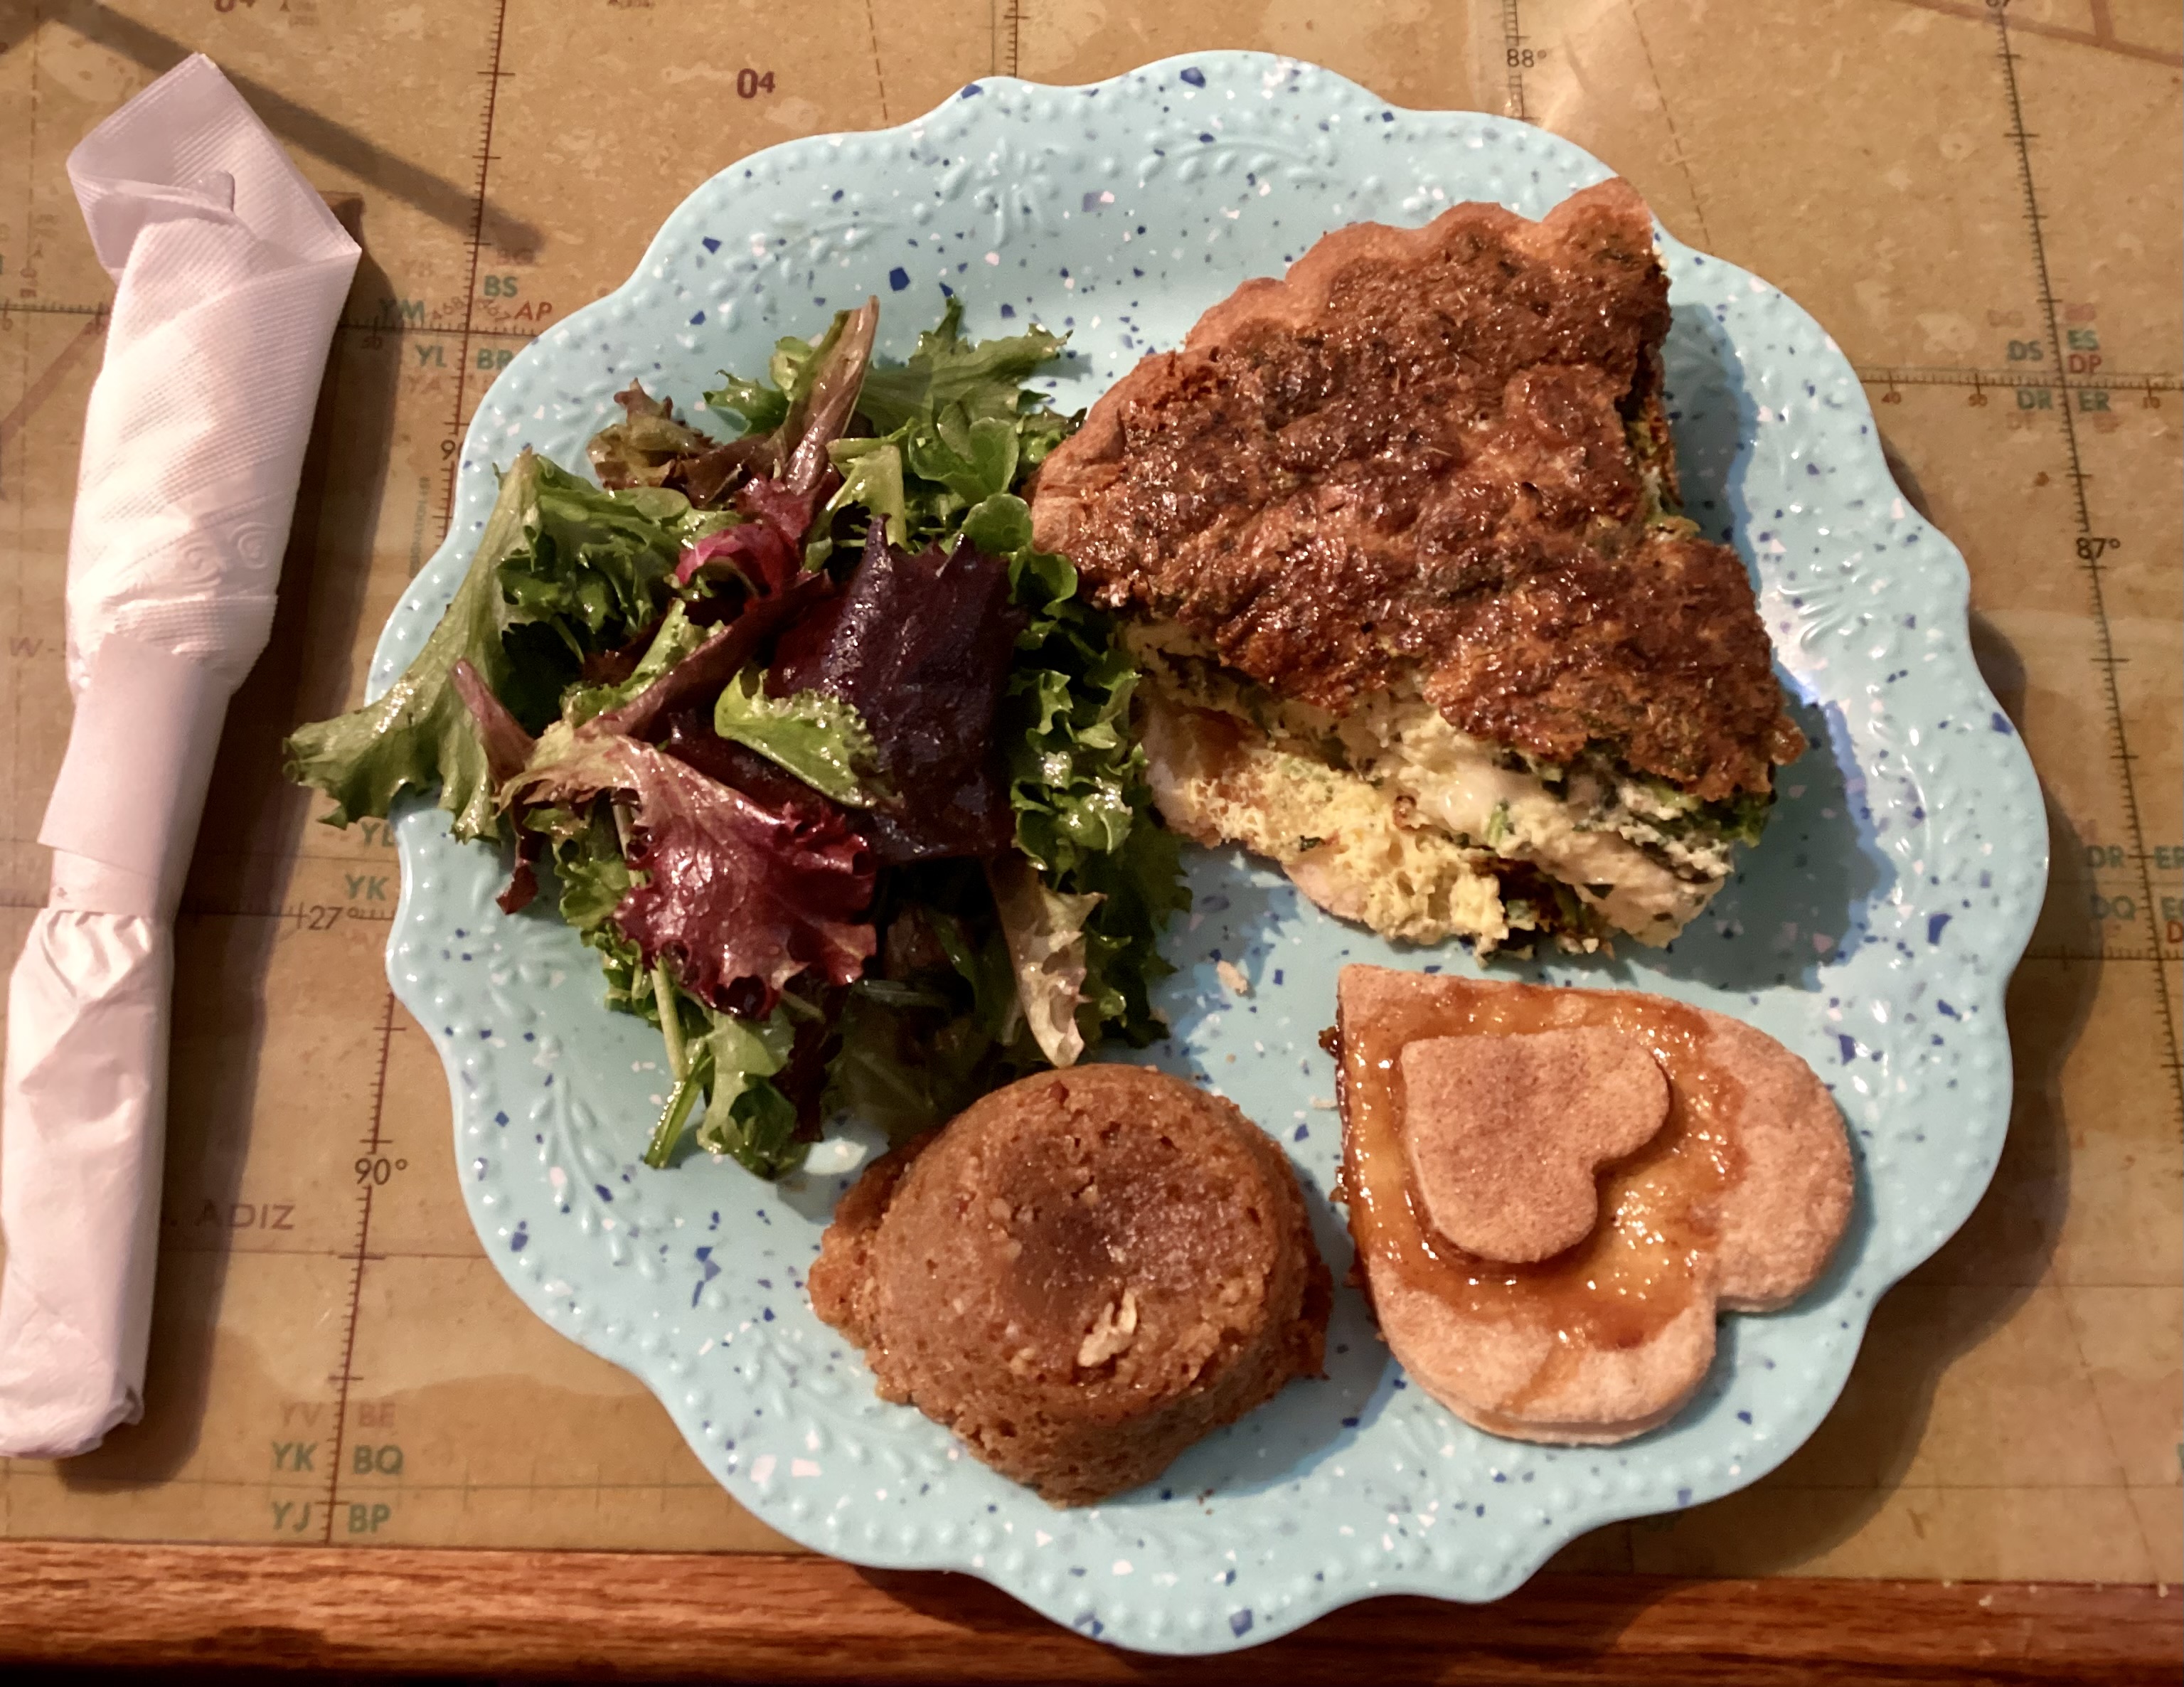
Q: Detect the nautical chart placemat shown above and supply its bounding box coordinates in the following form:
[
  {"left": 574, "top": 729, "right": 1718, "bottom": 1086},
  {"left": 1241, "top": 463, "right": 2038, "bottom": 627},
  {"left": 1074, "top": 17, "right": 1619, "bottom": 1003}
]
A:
[{"left": 0, "top": 0, "right": 2174, "bottom": 1583}]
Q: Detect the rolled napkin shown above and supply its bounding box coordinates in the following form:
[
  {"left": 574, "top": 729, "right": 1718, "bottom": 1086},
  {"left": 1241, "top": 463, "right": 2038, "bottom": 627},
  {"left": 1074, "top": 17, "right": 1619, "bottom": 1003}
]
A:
[{"left": 0, "top": 54, "right": 358, "bottom": 1458}]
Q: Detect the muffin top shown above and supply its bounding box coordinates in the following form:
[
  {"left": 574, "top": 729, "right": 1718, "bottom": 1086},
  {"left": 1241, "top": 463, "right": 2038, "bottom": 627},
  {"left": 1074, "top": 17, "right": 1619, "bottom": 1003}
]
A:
[{"left": 852, "top": 1065, "right": 1314, "bottom": 1411}]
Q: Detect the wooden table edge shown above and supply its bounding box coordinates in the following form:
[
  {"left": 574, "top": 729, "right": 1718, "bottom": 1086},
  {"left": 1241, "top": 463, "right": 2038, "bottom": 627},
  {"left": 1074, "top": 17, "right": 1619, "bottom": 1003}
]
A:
[{"left": 0, "top": 1541, "right": 2175, "bottom": 1683}]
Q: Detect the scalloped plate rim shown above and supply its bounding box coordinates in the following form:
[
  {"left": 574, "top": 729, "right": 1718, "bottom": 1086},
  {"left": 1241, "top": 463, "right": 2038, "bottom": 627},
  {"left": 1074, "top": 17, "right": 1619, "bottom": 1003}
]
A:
[{"left": 373, "top": 50, "right": 2047, "bottom": 1652}]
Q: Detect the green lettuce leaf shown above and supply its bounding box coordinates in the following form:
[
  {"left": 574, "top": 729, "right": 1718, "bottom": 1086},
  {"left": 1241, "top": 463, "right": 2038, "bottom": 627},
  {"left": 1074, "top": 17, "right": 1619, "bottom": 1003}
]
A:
[
  {"left": 960, "top": 492, "right": 1034, "bottom": 557},
  {"left": 530, "top": 803, "right": 656, "bottom": 1018},
  {"left": 284, "top": 450, "right": 542, "bottom": 840},
  {"left": 819, "top": 885, "right": 1030, "bottom": 1139},
  {"left": 498, "top": 457, "right": 723, "bottom": 652},
  {"left": 701, "top": 308, "right": 859, "bottom": 443},
  {"left": 711, "top": 667, "right": 888, "bottom": 807},
  {"left": 547, "top": 806, "right": 632, "bottom": 935},
  {"left": 544, "top": 794, "right": 810, "bottom": 1181},
  {"left": 825, "top": 437, "right": 909, "bottom": 546},
  {"left": 705, "top": 299, "right": 1068, "bottom": 550},
  {"left": 853, "top": 298, "right": 1066, "bottom": 432},
  {"left": 809, "top": 299, "right": 1072, "bottom": 551},
  {"left": 560, "top": 601, "right": 709, "bottom": 726},
  {"left": 907, "top": 405, "right": 1019, "bottom": 506},
  {"left": 1067, "top": 802, "right": 1188, "bottom": 1048},
  {"left": 824, "top": 986, "right": 989, "bottom": 1139},
  {"left": 692, "top": 1006, "right": 804, "bottom": 1178},
  {"left": 284, "top": 447, "right": 728, "bottom": 841},
  {"left": 994, "top": 543, "right": 1186, "bottom": 1045},
  {"left": 702, "top": 371, "right": 789, "bottom": 437}
]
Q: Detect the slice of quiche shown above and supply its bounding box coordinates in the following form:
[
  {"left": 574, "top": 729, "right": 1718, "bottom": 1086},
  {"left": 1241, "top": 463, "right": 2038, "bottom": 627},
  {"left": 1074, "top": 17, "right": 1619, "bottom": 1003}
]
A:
[{"left": 1030, "top": 178, "right": 1804, "bottom": 952}]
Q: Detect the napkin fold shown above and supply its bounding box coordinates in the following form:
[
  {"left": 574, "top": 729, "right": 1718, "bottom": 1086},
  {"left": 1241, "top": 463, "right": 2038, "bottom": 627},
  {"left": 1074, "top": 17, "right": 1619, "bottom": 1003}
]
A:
[{"left": 0, "top": 54, "right": 358, "bottom": 1458}]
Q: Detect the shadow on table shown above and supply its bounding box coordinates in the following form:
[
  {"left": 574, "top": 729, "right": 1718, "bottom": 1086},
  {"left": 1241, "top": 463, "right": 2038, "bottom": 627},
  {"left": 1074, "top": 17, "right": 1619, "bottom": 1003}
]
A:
[
  {"left": 9, "top": 1, "right": 540, "bottom": 257},
  {"left": 55, "top": 205, "right": 406, "bottom": 1496}
]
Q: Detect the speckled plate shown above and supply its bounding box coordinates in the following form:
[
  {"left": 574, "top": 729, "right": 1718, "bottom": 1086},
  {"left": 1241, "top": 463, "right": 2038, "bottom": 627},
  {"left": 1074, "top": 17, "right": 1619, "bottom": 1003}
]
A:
[{"left": 374, "top": 53, "right": 2044, "bottom": 1653}]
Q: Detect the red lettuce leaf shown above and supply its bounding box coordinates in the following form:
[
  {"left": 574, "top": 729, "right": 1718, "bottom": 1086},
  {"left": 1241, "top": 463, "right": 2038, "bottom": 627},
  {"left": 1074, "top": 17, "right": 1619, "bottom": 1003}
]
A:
[
  {"left": 449, "top": 657, "right": 538, "bottom": 785},
  {"left": 447, "top": 657, "right": 545, "bottom": 913},
  {"left": 776, "top": 299, "right": 878, "bottom": 500},
  {"left": 659, "top": 701, "right": 849, "bottom": 825},
  {"left": 591, "top": 578, "right": 821, "bottom": 742},
  {"left": 671, "top": 299, "right": 880, "bottom": 592},
  {"left": 496, "top": 829, "right": 545, "bottom": 916},
  {"left": 588, "top": 380, "right": 771, "bottom": 506},
  {"left": 733, "top": 475, "right": 829, "bottom": 550},
  {"left": 509, "top": 733, "right": 874, "bottom": 1013},
  {"left": 771, "top": 526, "right": 1023, "bottom": 863},
  {"left": 709, "top": 299, "right": 880, "bottom": 564},
  {"left": 674, "top": 520, "right": 801, "bottom": 597}
]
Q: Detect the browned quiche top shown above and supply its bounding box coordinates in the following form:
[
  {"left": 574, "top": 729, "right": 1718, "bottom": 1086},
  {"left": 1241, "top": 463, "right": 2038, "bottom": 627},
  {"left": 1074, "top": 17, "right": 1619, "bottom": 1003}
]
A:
[{"left": 1029, "top": 178, "right": 1803, "bottom": 802}]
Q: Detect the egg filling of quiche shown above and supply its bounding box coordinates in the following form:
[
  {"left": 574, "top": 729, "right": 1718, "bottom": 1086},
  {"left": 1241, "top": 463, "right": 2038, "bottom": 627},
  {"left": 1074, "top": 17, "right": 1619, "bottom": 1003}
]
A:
[{"left": 1124, "top": 625, "right": 1770, "bottom": 954}]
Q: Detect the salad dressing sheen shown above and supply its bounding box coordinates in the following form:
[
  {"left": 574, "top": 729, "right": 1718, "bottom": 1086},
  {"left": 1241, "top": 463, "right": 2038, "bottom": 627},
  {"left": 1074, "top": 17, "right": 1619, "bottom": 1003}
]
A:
[{"left": 1338, "top": 981, "right": 1747, "bottom": 1410}]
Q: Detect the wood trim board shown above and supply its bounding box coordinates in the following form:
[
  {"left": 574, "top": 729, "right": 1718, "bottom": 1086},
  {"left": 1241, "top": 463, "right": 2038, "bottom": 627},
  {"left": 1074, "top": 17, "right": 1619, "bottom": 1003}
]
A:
[{"left": 0, "top": 1543, "right": 2175, "bottom": 1683}]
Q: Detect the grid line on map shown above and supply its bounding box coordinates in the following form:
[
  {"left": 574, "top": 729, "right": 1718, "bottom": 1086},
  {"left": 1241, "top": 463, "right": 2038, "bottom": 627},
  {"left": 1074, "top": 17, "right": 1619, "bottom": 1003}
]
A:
[
  {"left": 1991, "top": 4, "right": 2184, "bottom": 1105},
  {"left": 313, "top": 0, "right": 513, "bottom": 1548},
  {"left": 0, "top": 0, "right": 2175, "bottom": 1572}
]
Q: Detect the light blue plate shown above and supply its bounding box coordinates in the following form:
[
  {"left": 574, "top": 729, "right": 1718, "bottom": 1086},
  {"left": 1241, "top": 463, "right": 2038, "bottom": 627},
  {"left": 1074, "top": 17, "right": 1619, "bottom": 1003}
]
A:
[{"left": 375, "top": 53, "right": 2045, "bottom": 1653}]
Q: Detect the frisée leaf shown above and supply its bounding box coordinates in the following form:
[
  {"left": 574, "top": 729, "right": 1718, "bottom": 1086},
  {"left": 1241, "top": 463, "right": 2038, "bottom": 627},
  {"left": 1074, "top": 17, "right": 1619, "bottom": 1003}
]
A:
[
  {"left": 985, "top": 853, "right": 1098, "bottom": 1068},
  {"left": 993, "top": 540, "right": 1187, "bottom": 1046}
]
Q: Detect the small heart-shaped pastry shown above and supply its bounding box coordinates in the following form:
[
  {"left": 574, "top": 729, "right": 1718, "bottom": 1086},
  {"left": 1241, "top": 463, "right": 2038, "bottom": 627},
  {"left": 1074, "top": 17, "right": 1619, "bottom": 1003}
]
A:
[
  {"left": 1336, "top": 965, "right": 1853, "bottom": 1445},
  {"left": 1399, "top": 1030, "right": 1670, "bottom": 1263}
]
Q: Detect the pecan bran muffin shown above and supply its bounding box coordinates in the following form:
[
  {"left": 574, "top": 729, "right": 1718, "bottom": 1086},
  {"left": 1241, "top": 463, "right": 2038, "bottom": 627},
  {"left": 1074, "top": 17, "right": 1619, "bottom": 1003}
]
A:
[{"left": 810, "top": 1065, "right": 1330, "bottom": 1505}]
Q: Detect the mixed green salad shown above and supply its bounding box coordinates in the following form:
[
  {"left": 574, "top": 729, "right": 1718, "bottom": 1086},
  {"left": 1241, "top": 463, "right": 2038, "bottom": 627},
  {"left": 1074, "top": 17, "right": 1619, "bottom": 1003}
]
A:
[{"left": 287, "top": 299, "right": 1186, "bottom": 1178}]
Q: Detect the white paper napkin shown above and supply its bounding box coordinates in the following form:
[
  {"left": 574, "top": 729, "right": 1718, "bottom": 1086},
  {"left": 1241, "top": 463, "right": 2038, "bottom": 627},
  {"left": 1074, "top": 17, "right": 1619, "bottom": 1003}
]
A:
[{"left": 0, "top": 54, "right": 358, "bottom": 1458}]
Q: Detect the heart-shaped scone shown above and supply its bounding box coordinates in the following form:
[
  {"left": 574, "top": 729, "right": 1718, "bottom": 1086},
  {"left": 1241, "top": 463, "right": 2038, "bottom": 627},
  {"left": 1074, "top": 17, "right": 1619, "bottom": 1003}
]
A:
[
  {"left": 1336, "top": 965, "right": 1853, "bottom": 1444},
  {"left": 1400, "top": 1028, "right": 1670, "bottom": 1264}
]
